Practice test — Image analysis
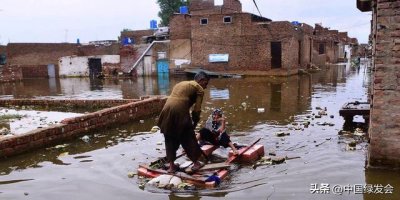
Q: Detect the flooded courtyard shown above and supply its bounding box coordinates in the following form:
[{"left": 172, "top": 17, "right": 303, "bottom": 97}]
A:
[{"left": 0, "top": 61, "right": 399, "bottom": 200}]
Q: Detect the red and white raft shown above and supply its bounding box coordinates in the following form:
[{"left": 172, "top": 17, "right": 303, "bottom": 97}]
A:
[{"left": 138, "top": 139, "right": 264, "bottom": 188}]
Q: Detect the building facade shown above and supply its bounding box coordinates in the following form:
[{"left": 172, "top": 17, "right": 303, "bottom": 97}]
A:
[{"left": 357, "top": 0, "right": 400, "bottom": 168}]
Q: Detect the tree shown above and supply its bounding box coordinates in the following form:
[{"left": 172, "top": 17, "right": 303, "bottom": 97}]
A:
[{"left": 157, "top": 0, "right": 189, "bottom": 26}]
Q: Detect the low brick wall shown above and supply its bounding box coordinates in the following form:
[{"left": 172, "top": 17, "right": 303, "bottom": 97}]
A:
[
  {"left": 0, "top": 99, "right": 139, "bottom": 110},
  {"left": 0, "top": 65, "right": 23, "bottom": 82},
  {"left": 0, "top": 96, "right": 167, "bottom": 158}
]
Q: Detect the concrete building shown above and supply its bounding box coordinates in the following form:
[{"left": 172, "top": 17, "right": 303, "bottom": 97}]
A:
[{"left": 357, "top": 0, "right": 400, "bottom": 168}]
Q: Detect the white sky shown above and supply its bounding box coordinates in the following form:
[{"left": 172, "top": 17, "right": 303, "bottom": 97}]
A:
[{"left": 0, "top": 0, "right": 372, "bottom": 44}]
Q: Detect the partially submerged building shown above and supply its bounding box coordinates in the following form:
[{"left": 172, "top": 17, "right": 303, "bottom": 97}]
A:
[
  {"left": 166, "top": 0, "right": 353, "bottom": 75},
  {"left": 357, "top": 0, "right": 400, "bottom": 169}
]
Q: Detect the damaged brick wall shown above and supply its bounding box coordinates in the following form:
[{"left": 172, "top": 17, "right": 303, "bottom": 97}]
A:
[
  {"left": 368, "top": 0, "right": 400, "bottom": 168},
  {"left": 0, "top": 96, "right": 167, "bottom": 158},
  {"left": 120, "top": 30, "right": 154, "bottom": 45},
  {"left": 120, "top": 45, "right": 139, "bottom": 74},
  {"left": 0, "top": 65, "right": 22, "bottom": 82},
  {"left": 78, "top": 44, "right": 120, "bottom": 56}
]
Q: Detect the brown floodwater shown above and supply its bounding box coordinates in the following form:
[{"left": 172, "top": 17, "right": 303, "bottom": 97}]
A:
[{"left": 0, "top": 60, "right": 399, "bottom": 200}]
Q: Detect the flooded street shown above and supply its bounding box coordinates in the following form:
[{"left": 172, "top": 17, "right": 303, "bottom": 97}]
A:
[{"left": 0, "top": 61, "right": 399, "bottom": 200}]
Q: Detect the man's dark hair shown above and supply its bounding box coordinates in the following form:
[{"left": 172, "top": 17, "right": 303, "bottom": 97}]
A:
[{"left": 194, "top": 71, "right": 210, "bottom": 81}]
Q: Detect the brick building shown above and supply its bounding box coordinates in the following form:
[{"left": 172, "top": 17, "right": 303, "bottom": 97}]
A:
[
  {"left": 5, "top": 43, "right": 121, "bottom": 78},
  {"left": 357, "top": 0, "right": 400, "bottom": 168},
  {"left": 168, "top": 0, "right": 349, "bottom": 75}
]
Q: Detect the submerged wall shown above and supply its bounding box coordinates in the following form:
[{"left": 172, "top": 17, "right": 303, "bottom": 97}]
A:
[
  {"left": 59, "top": 55, "right": 120, "bottom": 77},
  {"left": 0, "top": 96, "right": 167, "bottom": 158}
]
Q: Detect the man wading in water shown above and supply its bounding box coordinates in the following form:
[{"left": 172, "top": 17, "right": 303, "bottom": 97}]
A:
[{"left": 158, "top": 71, "right": 210, "bottom": 173}]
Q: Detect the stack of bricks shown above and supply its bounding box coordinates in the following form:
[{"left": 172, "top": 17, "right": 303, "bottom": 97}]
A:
[
  {"left": 0, "top": 65, "right": 22, "bottom": 82},
  {"left": 368, "top": 0, "right": 400, "bottom": 168}
]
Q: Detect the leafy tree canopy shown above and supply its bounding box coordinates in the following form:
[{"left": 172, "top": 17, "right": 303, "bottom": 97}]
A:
[{"left": 157, "top": 0, "right": 189, "bottom": 26}]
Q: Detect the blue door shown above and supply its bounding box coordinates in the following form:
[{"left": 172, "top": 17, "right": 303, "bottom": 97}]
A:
[{"left": 157, "top": 60, "right": 169, "bottom": 73}]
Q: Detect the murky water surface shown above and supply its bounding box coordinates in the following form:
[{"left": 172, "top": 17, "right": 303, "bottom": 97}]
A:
[{"left": 0, "top": 61, "right": 399, "bottom": 200}]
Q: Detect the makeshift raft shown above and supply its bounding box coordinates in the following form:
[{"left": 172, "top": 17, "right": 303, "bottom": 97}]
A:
[{"left": 138, "top": 139, "right": 264, "bottom": 188}]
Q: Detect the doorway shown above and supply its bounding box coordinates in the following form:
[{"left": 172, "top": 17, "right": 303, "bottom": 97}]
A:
[
  {"left": 88, "top": 58, "right": 102, "bottom": 78},
  {"left": 271, "top": 42, "right": 282, "bottom": 69}
]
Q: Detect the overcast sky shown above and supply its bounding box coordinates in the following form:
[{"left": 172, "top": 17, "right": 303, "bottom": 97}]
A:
[{"left": 0, "top": 0, "right": 372, "bottom": 45}]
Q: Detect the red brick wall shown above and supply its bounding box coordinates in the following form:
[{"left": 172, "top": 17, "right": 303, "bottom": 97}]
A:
[
  {"left": 170, "top": 14, "right": 192, "bottom": 40},
  {"left": 0, "top": 65, "right": 22, "bottom": 82},
  {"left": 222, "top": 0, "right": 242, "bottom": 13},
  {"left": 21, "top": 65, "right": 49, "bottom": 78},
  {"left": 190, "top": 0, "right": 215, "bottom": 12},
  {"left": 190, "top": 13, "right": 301, "bottom": 74},
  {"left": 120, "top": 30, "right": 154, "bottom": 45},
  {"left": 78, "top": 44, "right": 120, "bottom": 56},
  {"left": 6, "top": 43, "right": 78, "bottom": 66},
  {"left": 0, "top": 99, "right": 139, "bottom": 110},
  {"left": 190, "top": 0, "right": 242, "bottom": 14},
  {"left": 120, "top": 45, "right": 139, "bottom": 74},
  {"left": 0, "top": 96, "right": 167, "bottom": 158},
  {"left": 368, "top": 0, "right": 400, "bottom": 168}
]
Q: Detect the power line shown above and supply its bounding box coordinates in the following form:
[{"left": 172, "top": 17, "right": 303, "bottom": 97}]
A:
[{"left": 252, "top": 0, "right": 262, "bottom": 17}]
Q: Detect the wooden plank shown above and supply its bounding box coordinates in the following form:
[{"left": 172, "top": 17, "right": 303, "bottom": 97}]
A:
[
  {"left": 138, "top": 164, "right": 207, "bottom": 184},
  {"left": 198, "top": 162, "right": 231, "bottom": 171}
]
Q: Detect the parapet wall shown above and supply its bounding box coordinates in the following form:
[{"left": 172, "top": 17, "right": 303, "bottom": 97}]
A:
[
  {"left": 0, "top": 96, "right": 167, "bottom": 158},
  {"left": 0, "top": 99, "right": 138, "bottom": 110}
]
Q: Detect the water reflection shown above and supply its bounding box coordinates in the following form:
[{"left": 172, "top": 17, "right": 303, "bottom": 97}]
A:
[{"left": 1, "top": 61, "right": 399, "bottom": 200}]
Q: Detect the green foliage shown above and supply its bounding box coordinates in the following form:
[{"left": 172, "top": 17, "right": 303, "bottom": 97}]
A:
[{"left": 157, "top": 0, "right": 189, "bottom": 26}]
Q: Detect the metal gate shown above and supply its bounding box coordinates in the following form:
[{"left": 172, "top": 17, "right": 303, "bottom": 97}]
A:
[{"left": 157, "top": 60, "right": 169, "bottom": 73}]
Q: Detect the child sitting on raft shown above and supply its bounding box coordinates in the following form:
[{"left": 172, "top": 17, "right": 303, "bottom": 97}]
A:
[{"left": 196, "top": 108, "right": 239, "bottom": 155}]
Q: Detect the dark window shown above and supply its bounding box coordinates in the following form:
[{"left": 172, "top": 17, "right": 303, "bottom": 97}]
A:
[
  {"left": 319, "top": 43, "right": 325, "bottom": 54},
  {"left": 298, "top": 40, "right": 302, "bottom": 65},
  {"left": 223, "top": 16, "right": 232, "bottom": 23},
  {"left": 200, "top": 18, "right": 208, "bottom": 25}
]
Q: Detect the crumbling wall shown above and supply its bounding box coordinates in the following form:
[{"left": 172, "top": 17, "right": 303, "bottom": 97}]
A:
[{"left": 120, "top": 30, "right": 154, "bottom": 45}]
